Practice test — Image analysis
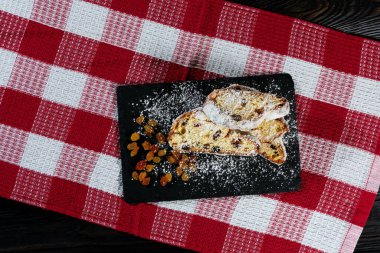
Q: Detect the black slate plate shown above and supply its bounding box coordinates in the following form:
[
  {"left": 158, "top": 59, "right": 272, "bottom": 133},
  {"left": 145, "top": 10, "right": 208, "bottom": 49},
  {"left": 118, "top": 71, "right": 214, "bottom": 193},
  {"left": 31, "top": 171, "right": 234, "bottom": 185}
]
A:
[{"left": 117, "top": 74, "right": 301, "bottom": 203}]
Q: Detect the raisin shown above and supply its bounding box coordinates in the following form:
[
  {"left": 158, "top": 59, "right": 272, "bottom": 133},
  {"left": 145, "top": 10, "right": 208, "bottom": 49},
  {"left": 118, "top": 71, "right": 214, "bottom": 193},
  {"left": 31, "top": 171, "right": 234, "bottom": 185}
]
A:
[
  {"left": 231, "top": 114, "right": 242, "bottom": 121},
  {"left": 127, "top": 142, "right": 138, "bottom": 150},
  {"left": 167, "top": 156, "right": 178, "bottom": 164},
  {"left": 160, "top": 176, "right": 167, "bottom": 187},
  {"left": 212, "top": 146, "right": 221, "bottom": 152},
  {"left": 181, "top": 154, "right": 189, "bottom": 162},
  {"left": 132, "top": 171, "right": 139, "bottom": 180},
  {"left": 181, "top": 173, "right": 189, "bottom": 182},
  {"left": 144, "top": 124, "right": 154, "bottom": 134},
  {"left": 139, "top": 171, "right": 147, "bottom": 181},
  {"left": 255, "top": 108, "right": 264, "bottom": 115},
  {"left": 171, "top": 150, "right": 181, "bottom": 160},
  {"left": 203, "top": 144, "right": 210, "bottom": 149},
  {"left": 156, "top": 133, "right": 165, "bottom": 144},
  {"left": 175, "top": 167, "right": 183, "bottom": 176},
  {"left": 135, "top": 115, "right": 145, "bottom": 125},
  {"left": 270, "top": 144, "right": 276, "bottom": 150},
  {"left": 146, "top": 151, "right": 154, "bottom": 161},
  {"left": 136, "top": 160, "right": 146, "bottom": 171},
  {"left": 142, "top": 141, "right": 151, "bottom": 150},
  {"left": 141, "top": 177, "right": 150, "bottom": 186},
  {"left": 150, "top": 145, "right": 159, "bottom": 153},
  {"left": 130, "top": 132, "right": 140, "bottom": 141},
  {"left": 130, "top": 148, "right": 139, "bottom": 157},
  {"left": 193, "top": 123, "right": 200, "bottom": 127},
  {"left": 153, "top": 156, "right": 161, "bottom": 163},
  {"left": 231, "top": 138, "right": 241, "bottom": 148},
  {"left": 165, "top": 173, "right": 172, "bottom": 183},
  {"left": 146, "top": 164, "right": 154, "bottom": 172},
  {"left": 212, "top": 130, "right": 221, "bottom": 140},
  {"left": 190, "top": 155, "right": 196, "bottom": 162},
  {"left": 157, "top": 149, "right": 167, "bottom": 156},
  {"left": 189, "top": 162, "right": 196, "bottom": 172},
  {"left": 147, "top": 119, "right": 158, "bottom": 127}
]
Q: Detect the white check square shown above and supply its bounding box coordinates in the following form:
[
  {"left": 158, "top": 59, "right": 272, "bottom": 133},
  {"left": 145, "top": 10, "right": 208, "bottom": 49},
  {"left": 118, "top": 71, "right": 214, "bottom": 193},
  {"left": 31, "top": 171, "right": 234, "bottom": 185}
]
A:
[
  {"left": 0, "top": 48, "right": 17, "bottom": 87},
  {"left": 283, "top": 57, "right": 322, "bottom": 98},
  {"left": 350, "top": 77, "right": 380, "bottom": 117},
  {"left": 0, "top": 0, "right": 34, "bottom": 19},
  {"left": 66, "top": 0, "right": 109, "bottom": 40},
  {"left": 230, "top": 196, "right": 278, "bottom": 233},
  {"left": 328, "top": 144, "right": 374, "bottom": 188},
  {"left": 207, "top": 39, "right": 250, "bottom": 76},
  {"left": 302, "top": 212, "right": 349, "bottom": 253},
  {"left": 89, "top": 154, "right": 123, "bottom": 196},
  {"left": 20, "top": 134, "right": 64, "bottom": 176},
  {"left": 43, "top": 66, "right": 87, "bottom": 107},
  {"left": 136, "top": 20, "right": 180, "bottom": 61}
]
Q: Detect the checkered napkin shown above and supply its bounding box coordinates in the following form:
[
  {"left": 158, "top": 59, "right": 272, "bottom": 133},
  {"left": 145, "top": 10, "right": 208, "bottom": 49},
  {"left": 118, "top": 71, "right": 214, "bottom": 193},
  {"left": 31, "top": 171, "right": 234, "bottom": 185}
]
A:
[{"left": 0, "top": 0, "right": 379, "bottom": 252}]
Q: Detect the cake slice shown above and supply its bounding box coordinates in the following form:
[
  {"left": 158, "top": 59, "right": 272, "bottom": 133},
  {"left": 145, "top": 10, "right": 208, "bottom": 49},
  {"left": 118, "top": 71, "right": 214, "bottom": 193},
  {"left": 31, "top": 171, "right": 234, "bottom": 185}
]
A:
[
  {"left": 168, "top": 109, "right": 258, "bottom": 156},
  {"left": 202, "top": 84, "right": 289, "bottom": 131},
  {"left": 247, "top": 118, "right": 288, "bottom": 143},
  {"left": 258, "top": 138, "right": 287, "bottom": 165}
]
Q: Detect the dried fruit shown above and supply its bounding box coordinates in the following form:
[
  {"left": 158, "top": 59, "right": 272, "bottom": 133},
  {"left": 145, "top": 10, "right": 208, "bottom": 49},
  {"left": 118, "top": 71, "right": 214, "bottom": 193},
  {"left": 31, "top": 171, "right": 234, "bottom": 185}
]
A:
[
  {"left": 167, "top": 156, "right": 177, "bottom": 164},
  {"left": 131, "top": 132, "right": 140, "bottom": 141},
  {"left": 146, "top": 164, "right": 154, "bottom": 172},
  {"left": 190, "top": 155, "right": 196, "bottom": 162},
  {"left": 130, "top": 148, "right": 139, "bottom": 157},
  {"left": 158, "top": 149, "right": 167, "bottom": 157},
  {"left": 165, "top": 173, "right": 172, "bottom": 183},
  {"left": 139, "top": 171, "right": 147, "bottom": 181},
  {"left": 156, "top": 133, "right": 166, "bottom": 143},
  {"left": 153, "top": 156, "right": 161, "bottom": 163},
  {"left": 189, "top": 162, "right": 196, "bottom": 172},
  {"left": 146, "top": 151, "right": 154, "bottom": 161},
  {"left": 144, "top": 124, "right": 154, "bottom": 134},
  {"left": 127, "top": 142, "right": 138, "bottom": 150},
  {"left": 160, "top": 176, "right": 167, "bottom": 187},
  {"left": 181, "top": 154, "right": 189, "bottom": 162},
  {"left": 142, "top": 141, "right": 151, "bottom": 150},
  {"left": 132, "top": 171, "right": 139, "bottom": 180},
  {"left": 141, "top": 177, "right": 150, "bottom": 186},
  {"left": 213, "top": 130, "right": 221, "bottom": 140},
  {"left": 171, "top": 150, "right": 181, "bottom": 160},
  {"left": 150, "top": 145, "right": 159, "bottom": 153},
  {"left": 175, "top": 167, "right": 183, "bottom": 176},
  {"left": 136, "top": 160, "right": 146, "bottom": 171},
  {"left": 135, "top": 115, "right": 145, "bottom": 125},
  {"left": 181, "top": 173, "right": 189, "bottom": 182},
  {"left": 147, "top": 119, "right": 158, "bottom": 127}
]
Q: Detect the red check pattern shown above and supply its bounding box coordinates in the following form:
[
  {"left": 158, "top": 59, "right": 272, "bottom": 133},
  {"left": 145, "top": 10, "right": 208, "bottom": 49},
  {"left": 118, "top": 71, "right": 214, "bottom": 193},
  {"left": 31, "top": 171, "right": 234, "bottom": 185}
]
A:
[{"left": 0, "top": 1, "right": 379, "bottom": 252}]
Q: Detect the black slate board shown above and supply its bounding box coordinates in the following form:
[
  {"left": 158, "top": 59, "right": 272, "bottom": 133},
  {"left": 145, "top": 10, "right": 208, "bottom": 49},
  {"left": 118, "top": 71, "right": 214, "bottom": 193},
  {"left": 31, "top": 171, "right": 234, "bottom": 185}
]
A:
[{"left": 117, "top": 74, "right": 301, "bottom": 203}]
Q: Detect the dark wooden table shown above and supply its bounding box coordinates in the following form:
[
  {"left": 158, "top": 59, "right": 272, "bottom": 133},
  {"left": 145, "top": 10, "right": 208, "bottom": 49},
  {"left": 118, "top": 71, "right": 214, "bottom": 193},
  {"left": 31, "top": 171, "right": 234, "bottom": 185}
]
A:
[{"left": 1, "top": 1, "right": 379, "bottom": 252}]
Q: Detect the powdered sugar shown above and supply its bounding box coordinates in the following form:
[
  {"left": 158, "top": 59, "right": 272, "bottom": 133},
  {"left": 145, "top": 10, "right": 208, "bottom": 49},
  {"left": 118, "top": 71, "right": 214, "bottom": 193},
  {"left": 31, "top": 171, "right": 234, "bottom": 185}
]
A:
[
  {"left": 136, "top": 82, "right": 207, "bottom": 133},
  {"left": 202, "top": 84, "right": 290, "bottom": 131}
]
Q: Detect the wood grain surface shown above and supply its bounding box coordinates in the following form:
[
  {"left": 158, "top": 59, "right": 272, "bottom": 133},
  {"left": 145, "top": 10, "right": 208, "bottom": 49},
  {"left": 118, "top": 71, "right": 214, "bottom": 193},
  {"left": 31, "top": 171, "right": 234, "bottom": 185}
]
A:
[
  {"left": 232, "top": 0, "right": 380, "bottom": 40},
  {"left": 0, "top": 0, "right": 379, "bottom": 252}
]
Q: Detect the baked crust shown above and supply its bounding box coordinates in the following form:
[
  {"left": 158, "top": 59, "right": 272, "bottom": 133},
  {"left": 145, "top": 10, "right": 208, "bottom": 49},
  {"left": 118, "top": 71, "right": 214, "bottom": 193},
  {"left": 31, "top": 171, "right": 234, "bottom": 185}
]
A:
[
  {"left": 168, "top": 109, "right": 258, "bottom": 156},
  {"left": 202, "top": 84, "right": 289, "bottom": 131}
]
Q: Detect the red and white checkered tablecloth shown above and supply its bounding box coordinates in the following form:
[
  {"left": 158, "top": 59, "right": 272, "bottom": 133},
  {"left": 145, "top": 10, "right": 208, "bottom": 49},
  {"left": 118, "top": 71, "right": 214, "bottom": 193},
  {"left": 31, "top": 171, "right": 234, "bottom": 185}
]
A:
[{"left": 0, "top": 0, "right": 379, "bottom": 252}]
